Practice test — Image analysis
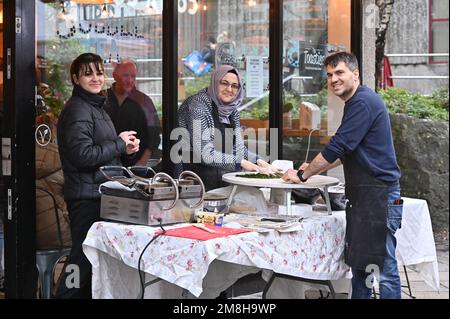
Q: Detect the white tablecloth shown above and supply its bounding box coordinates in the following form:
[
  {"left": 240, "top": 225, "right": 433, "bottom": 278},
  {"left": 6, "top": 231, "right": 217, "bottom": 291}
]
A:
[
  {"left": 83, "top": 197, "right": 439, "bottom": 298},
  {"left": 83, "top": 212, "right": 350, "bottom": 298},
  {"left": 395, "top": 197, "right": 440, "bottom": 291}
]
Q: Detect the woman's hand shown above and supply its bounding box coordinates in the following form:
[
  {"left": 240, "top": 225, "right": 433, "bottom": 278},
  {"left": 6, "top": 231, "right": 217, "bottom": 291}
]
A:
[
  {"left": 119, "top": 131, "right": 140, "bottom": 155},
  {"left": 282, "top": 169, "right": 301, "bottom": 184},
  {"left": 257, "top": 159, "right": 284, "bottom": 174},
  {"left": 240, "top": 159, "right": 260, "bottom": 172}
]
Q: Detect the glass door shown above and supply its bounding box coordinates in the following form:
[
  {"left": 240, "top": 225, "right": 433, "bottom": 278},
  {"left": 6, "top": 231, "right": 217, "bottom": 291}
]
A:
[
  {"left": 2, "top": 0, "right": 37, "bottom": 298},
  {"left": 34, "top": 0, "right": 164, "bottom": 254},
  {"left": 282, "top": 0, "right": 351, "bottom": 181},
  {"left": 177, "top": 0, "right": 271, "bottom": 164},
  {"left": 0, "top": 0, "right": 4, "bottom": 296}
]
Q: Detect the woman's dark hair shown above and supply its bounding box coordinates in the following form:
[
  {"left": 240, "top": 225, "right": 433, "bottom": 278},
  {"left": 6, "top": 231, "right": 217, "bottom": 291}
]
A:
[
  {"left": 227, "top": 69, "right": 238, "bottom": 77},
  {"left": 323, "top": 51, "right": 359, "bottom": 72},
  {"left": 70, "top": 53, "right": 104, "bottom": 85}
]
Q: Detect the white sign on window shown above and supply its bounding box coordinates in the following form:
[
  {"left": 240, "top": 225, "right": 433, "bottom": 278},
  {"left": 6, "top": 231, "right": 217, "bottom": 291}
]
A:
[{"left": 245, "top": 56, "right": 264, "bottom": 98}]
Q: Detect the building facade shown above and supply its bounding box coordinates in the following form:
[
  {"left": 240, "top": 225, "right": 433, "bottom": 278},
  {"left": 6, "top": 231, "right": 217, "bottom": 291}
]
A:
[
  {"left": 385, "top": 0, "right": 449, "bottom": 94},
  {"left": 0, "top": 0, "right": 388, "bottom": 298}
]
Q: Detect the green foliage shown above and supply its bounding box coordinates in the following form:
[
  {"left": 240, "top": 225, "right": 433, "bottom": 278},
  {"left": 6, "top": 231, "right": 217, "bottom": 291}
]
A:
[
  {"left": 155, "top": 101, "right": 162, "bottom": 117},
  {"left": 431, "top": 88, "right": 449, "bottom": 112},
  {"left": 43, "top": 95, "right": 65, "bottom": 118},
  {"left": 283, "top": 102, "right": 294, "bottom": 113},
  {"left": 240, "top": 97, "right": 269, "bottom": 120},
  {"left": 301, "top": 87, "right": 329, "bottom": 108},
  {"left": 379, "top": 87, "right": 449, "bottom": 121},
  {"left": 44, "top": 39, "right": 85, "bottom": 101},
  {"left": 38, "top": 39, "right": 85, "bottom": 117},
  {"left": 284, "top": 93, "right": 303, "bottom": 118},
  {"left": 43, "top": 63, "right": 72, "bottom": 117},
  {"left": 240, "top": 89, "right": 329, "bottom": 120},
  {"left": 184, "top": 74, "right": 211, "bottom": 98}
]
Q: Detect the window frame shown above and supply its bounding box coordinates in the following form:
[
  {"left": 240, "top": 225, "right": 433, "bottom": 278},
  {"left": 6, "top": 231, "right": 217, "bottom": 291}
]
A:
[{"left": 429, "top": 0, "right": 449, "bottom": 64}]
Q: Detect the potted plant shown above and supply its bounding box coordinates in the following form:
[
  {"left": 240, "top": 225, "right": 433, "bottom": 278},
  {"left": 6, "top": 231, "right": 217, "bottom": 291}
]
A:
[{"left": 240, "top": 99, "right": 269, "bottom": 130}]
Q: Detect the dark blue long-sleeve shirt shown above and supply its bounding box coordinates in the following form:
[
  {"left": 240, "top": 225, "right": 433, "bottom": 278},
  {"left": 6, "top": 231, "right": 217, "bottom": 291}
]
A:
[{"left": 322, "top": 85, "right": 401, "bottom": 183}]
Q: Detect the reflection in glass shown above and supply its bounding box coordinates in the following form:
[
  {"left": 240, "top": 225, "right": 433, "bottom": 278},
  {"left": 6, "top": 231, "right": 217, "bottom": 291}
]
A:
[
  {"left": 283, "top": 0, "right": 351, "bottom": 168},
  {"left": 178, "top": 0, "right": 270, "bottom": 162},
  {"left": 34, "top": 0, "right": 164, "bottom": 249}
]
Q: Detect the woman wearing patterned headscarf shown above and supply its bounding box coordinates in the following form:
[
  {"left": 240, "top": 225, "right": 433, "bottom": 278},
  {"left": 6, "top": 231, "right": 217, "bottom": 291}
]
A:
[{"left": 178, "top": 65, "right": 260, "bottom": 191}]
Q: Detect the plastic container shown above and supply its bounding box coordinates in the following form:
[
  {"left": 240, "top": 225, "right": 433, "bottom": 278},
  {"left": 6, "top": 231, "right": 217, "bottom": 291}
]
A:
[{"left": 195, "top": 212, "right": 224, "bottom": 226}]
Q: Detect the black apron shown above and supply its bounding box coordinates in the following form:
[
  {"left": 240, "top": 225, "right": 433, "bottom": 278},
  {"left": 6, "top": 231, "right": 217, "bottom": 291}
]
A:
[
  {"left": 343, "top": 152, "right": 389, "bottom": 271},
  {"left": 184, "top": 105, "right": 236, "bottom": 192}
]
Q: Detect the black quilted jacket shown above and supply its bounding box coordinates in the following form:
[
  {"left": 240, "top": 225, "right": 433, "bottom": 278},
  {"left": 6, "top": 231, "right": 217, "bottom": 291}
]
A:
[{"left": 57, "top": 85, "right": 126, "bottom": 201}]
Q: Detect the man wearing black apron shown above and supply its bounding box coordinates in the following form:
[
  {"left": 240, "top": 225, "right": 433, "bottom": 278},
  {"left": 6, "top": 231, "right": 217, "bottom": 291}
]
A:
[{"left": 283, "top": 52, "right": 403, "bottom": 299}]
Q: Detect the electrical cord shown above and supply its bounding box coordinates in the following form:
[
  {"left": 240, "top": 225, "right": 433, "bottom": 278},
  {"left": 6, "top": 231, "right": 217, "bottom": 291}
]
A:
[
  {"left": 138, "top": 217, "right": 166, "bottom": 299},
  {"left": 304, "top": 129, "right": 319, "bottom": 164}
]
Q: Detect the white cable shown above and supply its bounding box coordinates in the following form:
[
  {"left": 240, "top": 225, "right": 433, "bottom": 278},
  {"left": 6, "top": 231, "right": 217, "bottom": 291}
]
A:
[{"left": 304, "top": 129, "right": 319, "bottom": 163}]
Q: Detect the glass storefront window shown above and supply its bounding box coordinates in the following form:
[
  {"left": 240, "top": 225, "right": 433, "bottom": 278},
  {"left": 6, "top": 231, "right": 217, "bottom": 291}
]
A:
[
  {"left": 36, "top": 1, "right": 162, "bottom": 115},
  {"left": 177, "top": 0, "right": 270, "bottom": 157},
  {"left": 36, "top": 0, "right": 163, "bottom": 155},
  {"left": 35, "top": 0, "right": 163, "bottom": 249},
  {"left": 0, "top": 0, "right": 4, "bottom": 286},
  {"left": 282, "top": 0, "right": 351, "bottom": 168}
]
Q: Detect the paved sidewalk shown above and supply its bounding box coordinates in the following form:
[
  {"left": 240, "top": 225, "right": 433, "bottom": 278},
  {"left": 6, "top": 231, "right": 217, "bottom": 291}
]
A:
[
  {"left": 406, "top": 238, "right": 449, "bottom": 299},
  {"left": 232, "top": 236, "right": 449, "bottom": 300},
  {"left": 0, "top": 237, "right": 448, "bottom": 300}
]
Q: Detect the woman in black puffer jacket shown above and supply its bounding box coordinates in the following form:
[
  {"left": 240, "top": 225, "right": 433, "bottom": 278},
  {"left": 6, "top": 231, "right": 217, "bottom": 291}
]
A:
[{"left": 55, "top": 53, "right": 139, "bottom": 299}]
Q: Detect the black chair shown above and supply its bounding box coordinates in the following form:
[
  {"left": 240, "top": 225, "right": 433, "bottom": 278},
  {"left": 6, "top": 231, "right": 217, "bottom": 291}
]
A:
[{"left": 35, "top": 187, "right": 71, "bottom": 299}]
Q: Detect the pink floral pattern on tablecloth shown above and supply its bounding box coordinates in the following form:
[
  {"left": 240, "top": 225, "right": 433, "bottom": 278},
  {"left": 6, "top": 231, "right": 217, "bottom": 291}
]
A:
[{"left": 83, "top": 212, "right": 350, "bottom": 297}]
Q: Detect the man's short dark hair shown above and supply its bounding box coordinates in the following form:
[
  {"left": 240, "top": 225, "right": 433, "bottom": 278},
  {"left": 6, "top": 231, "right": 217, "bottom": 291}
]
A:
[
  {"left": 208, "top": 36, "right": 217, "bottom": 44},
  {"left": 324, "top": 52, "right": 359, "bottom": 72},
  {"left": 70, "top": 53, "right": 104, "bottom": 85}
]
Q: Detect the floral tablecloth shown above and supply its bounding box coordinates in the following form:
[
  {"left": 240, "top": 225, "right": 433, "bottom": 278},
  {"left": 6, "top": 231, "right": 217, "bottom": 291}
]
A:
[
  {"left": 83, "top": 197, "right": 439, "bottom": 298},
  {"left": 83, "top": 212, "right": 350, "bottom": 298}
]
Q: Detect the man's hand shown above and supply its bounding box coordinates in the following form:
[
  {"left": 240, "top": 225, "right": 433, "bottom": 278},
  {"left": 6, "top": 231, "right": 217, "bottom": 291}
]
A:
[
  {"left": 282, "top": 169, "right": 301, "bottom": 184},
  {"left": 298, "top": 162, "right": 310, "bottom": 170}
]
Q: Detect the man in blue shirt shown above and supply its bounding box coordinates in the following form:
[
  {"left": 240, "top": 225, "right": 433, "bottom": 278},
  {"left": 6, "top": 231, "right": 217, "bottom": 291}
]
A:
[{"left": 283, "top": 52, "right": 403, "bottom": 299}]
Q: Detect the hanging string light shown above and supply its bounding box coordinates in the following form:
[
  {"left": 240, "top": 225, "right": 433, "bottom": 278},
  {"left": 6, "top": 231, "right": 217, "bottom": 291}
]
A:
[
  {"left": 56, "top": 0, "right": 144, "bottom": 39},
  {"left": 188, "top": 0, "right": 199, "bottom": 15},
  {"left": 146, "top": 1, "right": 156, "bottom": 15},
  {"left": 100, "top": 3, "right": 110, "bottom": 18},
  {"left": 58, "top": 1, "right": 73, "bottom": 21}
]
